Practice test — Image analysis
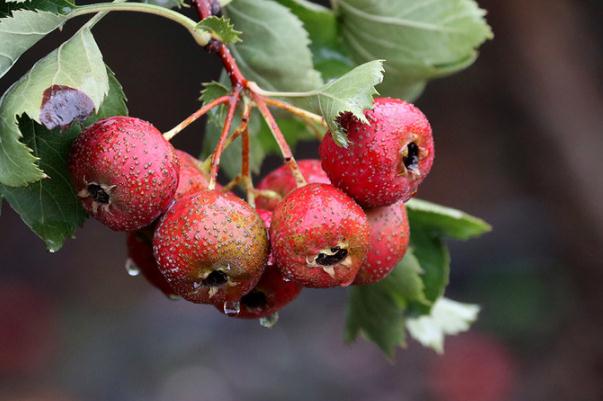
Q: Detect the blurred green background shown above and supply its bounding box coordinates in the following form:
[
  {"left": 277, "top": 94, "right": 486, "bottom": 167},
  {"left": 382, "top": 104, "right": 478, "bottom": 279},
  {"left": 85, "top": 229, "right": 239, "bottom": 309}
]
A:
[{"left": 1, "top": 1, "right": 602, "bottom": 400}]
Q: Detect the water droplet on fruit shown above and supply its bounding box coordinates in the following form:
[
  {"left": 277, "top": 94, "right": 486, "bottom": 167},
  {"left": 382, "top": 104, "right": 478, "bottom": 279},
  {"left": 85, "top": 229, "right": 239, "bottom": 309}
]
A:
[
  {"left": 223, "top": 300, "right": 240, "bottom": 316},
  {"left": 259, "top": 313, "right": 279, "bottom": 328},
  {"left": 125, "top": 258, "right": 140, "bottom": 276}
]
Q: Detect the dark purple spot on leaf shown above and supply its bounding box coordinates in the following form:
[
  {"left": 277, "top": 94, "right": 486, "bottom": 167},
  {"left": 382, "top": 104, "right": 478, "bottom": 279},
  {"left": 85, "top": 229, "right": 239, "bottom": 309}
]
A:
[{"left": 40, "top": 85, "right": 95, "bottom": 130}]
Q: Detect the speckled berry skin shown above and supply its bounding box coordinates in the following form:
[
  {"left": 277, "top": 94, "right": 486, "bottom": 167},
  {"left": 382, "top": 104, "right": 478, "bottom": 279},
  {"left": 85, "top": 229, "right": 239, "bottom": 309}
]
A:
[
  {"left": 270, "top": 183, "right": 369, "bottom": 288},
  {"left": 256, "top": 159, "right": 330, "bottom": 211},
  {"left": 69, "top": 116, "right": 180, "bottom": 231},
  {"left": 354, "top": 200, "right": 410, "bottom": 285},
  {"left": 174, "top": 150, "right": 212, "bottom": 199},
  {"left": 153, "top": 190, "right": 269, "bottom": 304},
  {"left": 216, "top": 210, "right": 302, "bottom": 318},
  {"left": 127, "top": 228, "right": 176, "bottom": 297},
  {"left": 320, "top": 98, "right": 434, "bottom": 208}
]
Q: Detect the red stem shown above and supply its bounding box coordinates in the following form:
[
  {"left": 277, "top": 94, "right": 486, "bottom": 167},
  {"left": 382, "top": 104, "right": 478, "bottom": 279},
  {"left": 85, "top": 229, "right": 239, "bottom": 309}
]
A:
[
  {"left": 209, "top": 87, "right": 242, "bottom": 189},
  {"left": 193, "top": 0, "right": 247, "bottom": 88},
  {"left": 252, "top": 93, "right": 307, "bottom": 187}
]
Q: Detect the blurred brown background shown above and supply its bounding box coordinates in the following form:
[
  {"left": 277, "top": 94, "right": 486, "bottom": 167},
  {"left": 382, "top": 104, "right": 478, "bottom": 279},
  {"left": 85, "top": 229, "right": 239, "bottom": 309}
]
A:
[{"left": 1, "top": 1, "right": 602, "bottom": 400}]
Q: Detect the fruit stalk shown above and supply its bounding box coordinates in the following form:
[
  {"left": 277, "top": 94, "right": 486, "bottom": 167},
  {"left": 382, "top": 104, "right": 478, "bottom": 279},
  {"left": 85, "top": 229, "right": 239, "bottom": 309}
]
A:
[
  {"left": 208, "top": 87, "right": 242, "bottom": 189},
  {"left": 163, "top": 95, "right": 230, "bottom": 140},
  {"left": 252, "top": 93, "right": 307, "bottom": 187}
]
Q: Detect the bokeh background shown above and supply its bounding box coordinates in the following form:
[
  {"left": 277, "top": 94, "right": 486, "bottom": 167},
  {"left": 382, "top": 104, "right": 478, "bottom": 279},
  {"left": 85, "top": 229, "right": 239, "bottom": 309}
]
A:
[{"left": 1, "top": 0, "right": 602, "bottom": 400}]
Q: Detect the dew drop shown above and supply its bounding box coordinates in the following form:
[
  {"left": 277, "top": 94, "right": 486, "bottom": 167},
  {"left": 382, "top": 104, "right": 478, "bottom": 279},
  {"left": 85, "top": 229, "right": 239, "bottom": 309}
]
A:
[
  {"left": 259, "top": 313, "right": 279, "bottom": 328},
  {"left": 125, "top": 258, "right": 141, "bottom": 277},
  {"left": 223, "top": 300, "right": 240, "bottom": 316}
]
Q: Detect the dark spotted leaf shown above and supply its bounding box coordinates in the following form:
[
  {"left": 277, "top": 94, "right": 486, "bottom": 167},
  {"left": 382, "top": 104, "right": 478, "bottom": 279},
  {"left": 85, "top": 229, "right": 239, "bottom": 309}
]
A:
[
  {"left": 0, "top": 21, "right": 108, "bottom": 187},
  {"left": 0, "top": 66, "right": 127, "bottom": 251}
]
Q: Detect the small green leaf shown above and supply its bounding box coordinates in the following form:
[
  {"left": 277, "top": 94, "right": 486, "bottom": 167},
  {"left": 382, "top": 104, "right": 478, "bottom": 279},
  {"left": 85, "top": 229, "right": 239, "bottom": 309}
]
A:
[
  {"left": 196, "top": 16, "right": 241, "bottom": 44},
  {"left": 407, "top": 198, "right": 491, "bottom": 240},
  {"left": 406, "top": 297, "right": 480, "bottom": 353},
  {"left": 0, "top": 23, "right": 109, "bottom": 187},
  {"left": 338, "top": 0, "right": 492, "bottom": 98},
  {"left": 345, "top": 250, "right": 429, "bottom": 358},
  {"left": 301, "top": 60, "right": 383, "bottom": 147},
  {"left": 0, "top": 66, "right": 127, "bottom": 251},
  {"left": 0, "top": 9, "right": 67, "bottom": 78},
  {"left": 224, "top": 0, "right": 323, "bottom": 92}
]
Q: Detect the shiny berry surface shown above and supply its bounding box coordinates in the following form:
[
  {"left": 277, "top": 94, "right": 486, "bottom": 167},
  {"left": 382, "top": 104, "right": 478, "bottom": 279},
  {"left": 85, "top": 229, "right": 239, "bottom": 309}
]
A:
[
  {"left": 153, "top": 190, "right": 269, "bottom": 304},
  {"left": 69, "top": 116, "right": 179, "bottom": 231},
  {"left": 270, "top": 183, "right": 369, "bottom": 288},
  {"left": 256, "top": 159, "right": 330, "bottom": 210},
  {"left": 320, "top": 98, "right": 434, "bottom": 207},
  {"left": 354, "top": 200, "right": 410, "bottom": 285}
]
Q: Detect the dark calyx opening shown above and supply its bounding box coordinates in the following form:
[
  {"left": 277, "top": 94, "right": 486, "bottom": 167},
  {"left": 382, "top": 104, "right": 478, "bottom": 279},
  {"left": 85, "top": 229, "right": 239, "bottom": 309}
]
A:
[
  {"left": 403, "top": 142, "right": 420, "bottom": 172},
  {"left": 203, "top": 270, "right": 228, "bottom": 287},
  {"left": 316, "top": 246, "right": 348, "bottom": 266},
  {"left": 241, "top": 290, "right": 268, "bottom": 310},
  {"left": 87, "top": 183, "right": 110, "bottom": 204}
]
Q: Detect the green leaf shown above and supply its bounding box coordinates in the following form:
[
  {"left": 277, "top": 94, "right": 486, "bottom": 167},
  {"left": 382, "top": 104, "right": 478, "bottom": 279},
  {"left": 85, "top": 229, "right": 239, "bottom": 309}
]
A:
[
  {"left": 409, "top": 227, "right": 450, "bottom": 307},
  {"left": 0, "top": 0, "right": 74, "bottom": 18},
  {"left": 0, "top": 23, "right": 109, "bottom": 187},
  {"left": 407, "top": 198, "right": 491, "bottom": 240},
  {"left": 91, "top": 67, "right": 128, "bottom": 120},
  {"left": 196, "top": 16, "right": 241, "bottom": 44},
  {"left": 345, "top": 250, "right": 429, "bottom": 358},
  {"left": 0, "top": 66, "right": 127, "bottom": 251},
  {"left": 406, "top": 297, "right": 480, "bottom": 353},
  {"left": 224, "top": 0, "right": 323, "bottom": 92},
  {"left": 0, "top": 117, "right": 86, "bottom": 252},
  {"left": 0, "top": 9, "right": 67, "bottom": 78},
  {"left": 337, "top": 0, "right": 492, "bottom": 97},
  {"left": 275, "top": 0, "right": 355, "bottom": 82},
  {"left": 301, "top": 60, "right": 383, "bottom": 147}
]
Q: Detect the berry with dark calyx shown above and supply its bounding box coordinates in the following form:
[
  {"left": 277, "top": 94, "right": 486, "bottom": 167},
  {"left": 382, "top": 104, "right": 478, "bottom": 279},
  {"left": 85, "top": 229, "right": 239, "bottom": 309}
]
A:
[
  {"left": 69, "top": 116, "right": 180, "bottom": 231},
  {"left": 174, "top": 150, "right": 212, "bottom": 199},
  {"left": 256, "top": 159, "right": 330, "bottom": 211},
  {"left": 153, "top": 190, "right": 269, "bottom": 304},
  {"left": 216, "top": 209, "right": 302, "bottom": 319},
  {"left": 126, "top": 227, "right": 177, "bottom": 298},
  {"left": 218, "top": 265, "right": 302, "bottom": 319},
  {"left": 353, "top": 200, "right": 410, "bottom": 285},
  {"left": 270, "top": 183, "right": 369, "bottom": 288},
  {"left": 320, "top": 98, "right": 434, "bottom": 208}
]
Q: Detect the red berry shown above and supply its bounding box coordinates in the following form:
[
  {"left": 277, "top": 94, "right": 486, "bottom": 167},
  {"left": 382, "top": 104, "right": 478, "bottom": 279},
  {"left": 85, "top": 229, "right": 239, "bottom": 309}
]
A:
[
  {"left": 174, "top": 150, "right": 211, "bottom": 199},
  {"left": 220, "top": 265, "right": 302, "bottom": 319},
  {"left": 126, "top": 228, "right": 176, "bottom": 298},
  {"left": 69, "top": 116, "right": 180, "bottom": 231},
  {"left": 320, "top": 98, "right": 434, "bottom": 207},
  {"left": 270, "top": 183, "right": 369, "bottom": 288},
  {"left": 216, "top": 209, "right": 302, "bottom": 318},
  {"left": 353, "top": 200, "right": 410, "bottom": 285},
  {"left": 153, "top": 190, "right": 269, "bottom": 304},
  {"left": 256, "top": 159, "right": 330, "bottom": 210}
]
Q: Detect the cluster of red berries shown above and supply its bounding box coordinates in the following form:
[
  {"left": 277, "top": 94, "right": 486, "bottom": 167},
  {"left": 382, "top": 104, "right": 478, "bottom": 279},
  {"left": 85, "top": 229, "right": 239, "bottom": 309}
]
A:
[{"left": 68, "top": 97, "right": 434, "bottom": 323}]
